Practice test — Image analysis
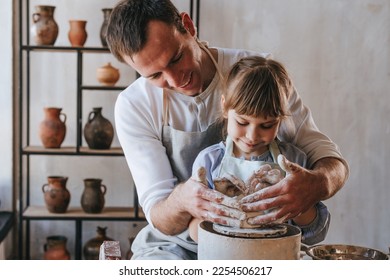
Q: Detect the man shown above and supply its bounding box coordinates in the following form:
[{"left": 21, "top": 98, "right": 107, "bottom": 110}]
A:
[{"left": 107, "top": 0, "right": 348, "bottom": 259}]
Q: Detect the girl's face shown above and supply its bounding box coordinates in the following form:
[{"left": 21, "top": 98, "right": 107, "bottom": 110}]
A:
[{"left": 226, "top": 110, "right": 280, "bottom": 159}]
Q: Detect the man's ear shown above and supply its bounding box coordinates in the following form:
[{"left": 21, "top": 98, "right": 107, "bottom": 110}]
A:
[{"left": 180, "top": 12, "right": 197, "bottom": 37}]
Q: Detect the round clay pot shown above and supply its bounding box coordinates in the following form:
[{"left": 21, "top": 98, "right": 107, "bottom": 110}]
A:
[
  {"left": 83, "top": 226, "right": 114, "bottom": 260},
  {"left": 44, "top": 235, "right": 71, "bottom": 260},
  {"left": 96, "top": 63, "right": 120, "bottom": 86}
]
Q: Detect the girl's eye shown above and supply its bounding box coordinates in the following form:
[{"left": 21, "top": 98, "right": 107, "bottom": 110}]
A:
[
  {"left": 261, "top": 122, "right": 277, "bottom": 129},
  {"left": 236, "top": 120, "right": 248, "bottom": 126}
]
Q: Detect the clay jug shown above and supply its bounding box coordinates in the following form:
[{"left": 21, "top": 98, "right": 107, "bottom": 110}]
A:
[
  {"left": 44, "top": 235, "right": 71, "bottom": 260},
  {"left": 42, "top": 176, "right": 70, "bottom": 213},
  {"left": 81, "top": 178, "right": 107, "bottom": 213},
  {"left": 83, "top": 226, "right": 114, "bottom": 260},
  {"left": 39, "top": 107, "right": 66, "bottom": 148},
  {"left": 84, "top": 107, "right": 114, "bottom": 149},
  {"left": 100, "top": 8, "right": 112, "bottom": 47},
  {"left": 31, "top": 5, "right": 59, "bottom": 46},
  {"left": 96, "top": 63, "right": 120, "bottom": 86},
  {"left": 68, "top": 20, "right": 87, "bottom": 47}
]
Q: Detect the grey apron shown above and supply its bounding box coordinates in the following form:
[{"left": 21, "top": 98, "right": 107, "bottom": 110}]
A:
[
  {"left": 218, "top": 135, "right": 283, "bottom": 182},
  {"left": 131, "top": 42, "right": 224, "bottom": 260}
]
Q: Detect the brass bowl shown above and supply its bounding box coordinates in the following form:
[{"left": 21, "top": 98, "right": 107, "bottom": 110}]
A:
[{"left": 305, "top": 244, "right": 389, "bottom": 260}]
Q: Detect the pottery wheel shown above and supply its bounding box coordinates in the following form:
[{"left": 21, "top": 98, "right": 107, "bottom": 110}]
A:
[{"left": 212, "top": 223, "right": 288, "bottom": 238}]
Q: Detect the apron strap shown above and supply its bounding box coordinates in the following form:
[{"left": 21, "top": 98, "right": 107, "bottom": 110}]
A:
[
  {"left": 225, "top": 135, "right": 234, "bottom": 155},
  {"left": 163, "top": 89, "right": 169, "bottom": 126},
  {"left": 269, "top": 140, "right": 281, "bottom": 163},
  {"left": 197, "top": 39, "right": 225, "bottom": 84}
]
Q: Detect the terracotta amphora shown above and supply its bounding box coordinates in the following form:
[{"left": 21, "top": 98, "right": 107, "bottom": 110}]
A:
[
  {"left": 42, "top": 176, "right": 71, "bottom": 213},
  {"left": 39, "top": 107, "right": 66, "bottom": 148},
  {"left": 68, "top": 20, "right": 87, "bottom": 47}
]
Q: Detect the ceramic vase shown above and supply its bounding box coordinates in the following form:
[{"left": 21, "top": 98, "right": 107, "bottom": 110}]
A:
[
  {"left": 31, "top": 5, "right": 59, "bottom": 46},
  {"left": 96, "top": 63, "right": 120, "bottom": 86},
  {"left": 39, "top": 107, "right": 66, "bottom": 148},
  {"left": 81, "top": 178, "right": 107, "bottom": 213},
  {"left": 68, "top": 20, "right": 87, "bottom": 47},
  {"left": 44, "top": 235, "right": 71, "bottom": 260},
  {"left": 83, "top": 226, "right": 114, "bottom": 260},
  {"left": 84, "top": 107, "right": 114, "bottom": 149},
  {"left": 42, "top": 176, "right": 70, "bottom": 213},
  {"left": 100, "top": 8, "right": 112, "bottom": 47}
]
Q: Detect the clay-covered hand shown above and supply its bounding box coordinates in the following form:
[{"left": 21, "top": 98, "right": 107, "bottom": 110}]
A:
[
  {"left": 239, "top": 154, "right": 320, "bottom": 225},
  {"left": 190, "top": 167, "right": 245, "bottom": 227},
  {"left": 246, "top": 164, "right": 284, "bottom": 194}
]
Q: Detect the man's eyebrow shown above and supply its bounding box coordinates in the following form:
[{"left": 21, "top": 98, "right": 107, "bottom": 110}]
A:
[{"left": 144, "top": 47, "right": 182, "bottom": 79}]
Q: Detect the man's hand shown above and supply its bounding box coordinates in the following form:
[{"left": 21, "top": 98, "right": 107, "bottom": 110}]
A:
[{"left": 239, "top": 156, "right": 345, "bottom": 225}]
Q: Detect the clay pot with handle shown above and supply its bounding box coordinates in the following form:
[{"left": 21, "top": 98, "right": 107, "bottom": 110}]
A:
[
  {"left": 81, "top": 178, "right": 107, "bottom": 214},
  {"left": 31, "top": 5, "right": 59, "bottom": 45},
  {"left": 42, "top": 176, "right": 70, "bottom": 213},
  {"left": 39, "top": 107, "right": 66, "bottom": 148}
]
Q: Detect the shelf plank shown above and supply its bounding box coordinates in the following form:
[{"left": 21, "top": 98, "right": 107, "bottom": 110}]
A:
[
  {"left": 23, "top": 206, "right": 145, "bottom": 220},
  {"left": 22, "top": 146, "right": 124, "bottom": 156},
  {"left": 22, "top": 45, "right": 111, "bottom": 53},
  {"left": 81, "top": 85, "right": 126, "bottom": 91}
]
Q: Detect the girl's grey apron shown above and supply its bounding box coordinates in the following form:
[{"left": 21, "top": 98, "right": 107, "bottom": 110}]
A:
[
  {"left": 131, "top": 42, "right": 224, "bottom": 260},
  {"left": 218, "top": 135, "right": 283, "bottom": 183}
]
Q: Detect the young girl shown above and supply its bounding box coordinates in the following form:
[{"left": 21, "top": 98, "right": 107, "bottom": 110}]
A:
[{"left": 190, "top": 56, "right": 330, "bottom": 245}]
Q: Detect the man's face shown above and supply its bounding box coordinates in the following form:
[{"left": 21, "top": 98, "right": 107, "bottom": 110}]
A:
[{"left": 122, "top": 20, "right": 208, "bottom": 96}]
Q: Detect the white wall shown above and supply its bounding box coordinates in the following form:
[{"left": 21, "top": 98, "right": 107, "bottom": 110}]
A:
[
  {"left": 0, "top": 0, "right": 13, "bottom": 260},
  {"left": 0, "top": 0, "right": 13, "bottom": 211},
  {"left": 199, "top": 0, "right": 390, "bottom": 253}
]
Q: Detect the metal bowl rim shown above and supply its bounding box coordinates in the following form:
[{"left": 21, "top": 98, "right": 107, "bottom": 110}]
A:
[{"left": 306, "top": 243, "right": 389, "bottom": 260}]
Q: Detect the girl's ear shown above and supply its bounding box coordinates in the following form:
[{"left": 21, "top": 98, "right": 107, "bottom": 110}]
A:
[
  {"left": 220, "top": 95, "right": 228, "bottom": 118},
  {"left": 180, "top": 12, "right": 197, "bottom": 37}
]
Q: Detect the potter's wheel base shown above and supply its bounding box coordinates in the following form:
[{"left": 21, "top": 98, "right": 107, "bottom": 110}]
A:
[{"left": 212, "top": 223, "right": 288, "bottom": 238}]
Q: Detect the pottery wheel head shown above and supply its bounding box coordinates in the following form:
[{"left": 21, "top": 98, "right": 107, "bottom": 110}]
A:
[{"left": 212, "top": 223, "right": 288, "bottom": 238}]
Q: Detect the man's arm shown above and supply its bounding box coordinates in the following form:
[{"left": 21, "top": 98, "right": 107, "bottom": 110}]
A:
[
  {"left": 240, "top": 156, "right": 348, "bottom": 224},
  {"left": 312, "top": 157, "right": 348, "bottom": 200}
]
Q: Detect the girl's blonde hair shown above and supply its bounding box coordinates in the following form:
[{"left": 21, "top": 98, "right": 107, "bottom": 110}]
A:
[{"left": 222, "top": 56, "right": 293, "bottom": 119}]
